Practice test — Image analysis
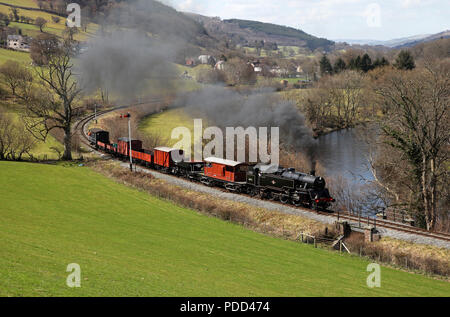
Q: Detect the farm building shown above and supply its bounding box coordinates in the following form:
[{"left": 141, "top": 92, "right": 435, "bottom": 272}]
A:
[
  {"left": 7, "top": 35, "right": 30, "bottom": 52},
  {"left": 198, "top": 55, "right": 216, "bottom": 65}
]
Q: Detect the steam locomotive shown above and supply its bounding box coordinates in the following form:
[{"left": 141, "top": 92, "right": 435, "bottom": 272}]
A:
[{"left": 89, "top": 129, "right": 335, "bottom": 211}]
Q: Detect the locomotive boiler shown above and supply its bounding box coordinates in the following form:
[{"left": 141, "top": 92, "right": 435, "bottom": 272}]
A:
[{"left": 246, "top": 165, "right": 334, "bottom": 210}]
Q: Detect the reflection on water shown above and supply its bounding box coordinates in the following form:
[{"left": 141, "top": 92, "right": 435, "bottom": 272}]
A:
[{"left": 316, "top": 127, "right": 374, "bottom": 184}]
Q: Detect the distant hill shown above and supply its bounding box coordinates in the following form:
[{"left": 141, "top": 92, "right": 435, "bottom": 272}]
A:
[
  {"left": 394, "top": 30, "right": 450, "bottom": 48},
  {"left": 335, "top": 30, "right": 450, "bottom": 48},
  {"left": 185, "top": 13, "right": 334, "bottom": 51}
]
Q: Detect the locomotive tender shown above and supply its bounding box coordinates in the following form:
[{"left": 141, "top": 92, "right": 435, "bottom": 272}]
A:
[{"left": 90, "top": 129, "right": 335, "bottom": 211}]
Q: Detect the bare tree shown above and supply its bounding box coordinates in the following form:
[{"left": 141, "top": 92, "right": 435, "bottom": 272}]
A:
[
  {"left": 35, "top": 17, "right": 47, "bottom": 32},
  {"left": 0, "top": 60, "right": 33, "bottom": 96},
  {"left": 374, "top": 61, "right": 449, "bottom": 230},
  {"left": 15, "top": 38, "right": 83, "bottom": 161},
  {"left": 0, "top": 108, "right": 35, "bottom": 161}
]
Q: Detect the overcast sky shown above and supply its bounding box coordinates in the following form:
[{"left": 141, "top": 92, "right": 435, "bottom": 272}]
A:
[{"left": 165, "top": 0, "right": 449, "bottom": 41}]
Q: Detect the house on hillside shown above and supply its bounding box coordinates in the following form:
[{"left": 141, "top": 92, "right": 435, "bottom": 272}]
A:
[
  {"left": 198, "top": 55, "right": 216, "bottom": 65},
  {"left": 185, "top": 58, "right": 196, "bottom": 67},
  {"left": 7, "top": 35, "right": 30, "bottom": 52},
  {"left": 249, "top": 60, "right": 263, "bottom": 73}
]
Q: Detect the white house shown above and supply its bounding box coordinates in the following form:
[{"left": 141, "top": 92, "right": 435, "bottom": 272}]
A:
[
  {"left": 198, "top": 55, "right": 216, "bottom": 65},
  {"left": 7, "top": 35, "right": 30, "bottom": 52}
]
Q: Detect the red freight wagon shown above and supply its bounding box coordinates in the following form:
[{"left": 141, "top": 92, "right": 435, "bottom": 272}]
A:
[
  {"left": 97, "top": 141, "right": 107, "bottom": 150},
  {"left": 131, "top": 149, "right": 152, "bottom": 164},
  {"left": 106, "top": 143, "right": 117, "bottom": 154},
  {"left": 204, "top": 157, "right": 247, "bottom": 182},
  {"left": 117, "top": 138, "right": 143, "bottom": 157},
  {"left": 153, "top": 147, "right": 184, "bottom": 168}
]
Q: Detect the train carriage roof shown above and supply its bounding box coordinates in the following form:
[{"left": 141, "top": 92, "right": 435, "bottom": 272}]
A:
[
  {"left": 154, "top": 147, "right": 182, "bottom": 153},
  {"left": 118, "top": 137, "right": 141, "bottom": 142},
  {"left": 204, "top": 157, "right": 244, "bottom": 167},
  {"left": 90, "top": 128, "right": 108, "bottom": 134}
]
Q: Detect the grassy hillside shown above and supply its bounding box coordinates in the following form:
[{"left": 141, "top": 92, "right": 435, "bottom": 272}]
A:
[
  {"left": 0, "top": 48, "right": 31, "bottom": 65},
  {"left": 224, "top": 19, "right": 333, "bottom": 50},
  {"left": 0, "top": 161, "right": 448, "bottom": 296},
  {"left": 0, "top": 0, "right": 39, "bottom": 8},
  {"left": 0, "top": 3, "right": 98, "bottom": 41}
]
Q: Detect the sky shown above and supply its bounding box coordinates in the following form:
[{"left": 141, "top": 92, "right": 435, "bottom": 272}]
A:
[{"left": 164, "top": 0, "right": 449, "bottom": 41}]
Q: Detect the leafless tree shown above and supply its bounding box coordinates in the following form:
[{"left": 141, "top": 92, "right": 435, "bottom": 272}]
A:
[
  {"left": 35, "top": 17, "right": 47, "bottom": 33},
  {"left": 0, "top": 109, "right": 36, "bottom": 161},
  {"left": 14, "top": 38, "right": 83, "bottom": 161},
  {"left": 0, "top": 60, "right": 33, "bottom": 96},
  {"left": 374, "top": 60, "right": 449, "bottom": 230}
]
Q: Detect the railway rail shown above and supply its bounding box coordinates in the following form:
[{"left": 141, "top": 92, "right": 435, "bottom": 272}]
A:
[{"left": 76, "top": 107, "right": 450, "bottom": 246}]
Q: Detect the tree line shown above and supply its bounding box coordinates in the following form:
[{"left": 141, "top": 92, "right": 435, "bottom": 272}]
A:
[{"left": 320, "top": 50, "right": 416, "bottom": 76}]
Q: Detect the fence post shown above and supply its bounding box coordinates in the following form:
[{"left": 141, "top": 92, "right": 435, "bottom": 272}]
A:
[
  {"left": 314, "top": 237, "right": 317, "bottom": 248},
  {"left": 367, "top": 216, "right": 370, "bottom": 226},
  {"left": 339, "top": 241, "right": 342, "bottom": 253},
  {"left": 337, "top": 211, "right": 340, "bottom": 221},
  {"left": 374, "top": 218, "right": 376, "bottom": 230},
  {"left": 358, "top": 212, "right": 361, "bottom": 228}
]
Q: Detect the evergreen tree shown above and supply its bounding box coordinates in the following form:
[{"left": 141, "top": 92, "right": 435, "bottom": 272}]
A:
[
  {"left": 394, "top": 50, "right": 415, "bottom": 70},
  {"left": 320, "top": 55, "right": 333, "bottom": 75},
  {"left": 360, "top": 53, "right": 373, "bottom": 72},
  {"left": 354, "top": 56, "right": 362, "bottom": 70},
  {"left": 373, "top": 57, "right": 390, "bottom": 69},
  {"left": 333, "top": 58, "right": 346, "bottom": 74}
]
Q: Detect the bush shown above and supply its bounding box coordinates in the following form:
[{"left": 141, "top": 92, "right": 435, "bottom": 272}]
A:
[{"left": 344, "top": 234, "right": 450, "bottom": 277}]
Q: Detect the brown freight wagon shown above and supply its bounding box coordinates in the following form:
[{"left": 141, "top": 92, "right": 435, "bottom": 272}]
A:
[
  {"left": 153, "top": 147, "right": 184, "bottom": 169},
  {"left": 117, "top": 138, "right": 143, "bottom": 157},
  {"left": 203, "top": 157, "right": 247, "bottom": 183}
]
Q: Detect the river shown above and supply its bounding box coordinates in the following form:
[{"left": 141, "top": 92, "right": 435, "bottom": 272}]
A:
[{"left": 315, "top": 126, "right": 375, "bottom": 185}]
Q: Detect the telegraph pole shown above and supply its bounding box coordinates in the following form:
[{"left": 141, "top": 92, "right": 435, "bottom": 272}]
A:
[
  {"left": 127, "top": 113, "right": 133, "bottom": 171},
  {"left": 121, "top": 113, "right": 133, "bottom": 171}
]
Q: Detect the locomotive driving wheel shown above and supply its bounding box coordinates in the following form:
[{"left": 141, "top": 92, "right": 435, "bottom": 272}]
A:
[
  {"left": 247, "top": 187, "right": 257, "bottom": 197},
  {"left": 270, "top": 192, "right": 279, "bottom": 201},
  {"left": 280, "top": 195, "right": 290, "bottom": 204}
]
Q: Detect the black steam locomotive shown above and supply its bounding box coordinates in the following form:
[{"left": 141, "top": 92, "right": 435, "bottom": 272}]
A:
[{"left": 246, "top": 165, "right": 334, "bottom": 210}]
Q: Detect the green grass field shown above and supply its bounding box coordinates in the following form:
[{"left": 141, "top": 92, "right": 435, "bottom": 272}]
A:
[
  {"left": 139, "top": 108, "right": 198, "bottom": 147},
  {"left": 0, "top": 48, "right": 31, "bottom": 65},
  {"left": 0, "top": 161, "right": 448, "bottom": 296},
  {"left": 0, "top": 3, "right": 98, "bottom": 41},
  {"left": 1, "top": 0, "right": 39, "bottom": 8}
]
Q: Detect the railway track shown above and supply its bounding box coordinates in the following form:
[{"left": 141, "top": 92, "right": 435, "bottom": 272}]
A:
[
  {"left": 76, "top": 107, "right": 450, "bottom": 246},
  {"left": 327, "top": 212, "right": 450, "bottom": 242}
]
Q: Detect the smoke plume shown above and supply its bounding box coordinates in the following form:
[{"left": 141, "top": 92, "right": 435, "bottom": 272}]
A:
[
  {"left": 174, "top": 86, "right": 318, "bottom": 160},
  {"left": 76, "top": 31, "right": 178, "bottom": 100}
]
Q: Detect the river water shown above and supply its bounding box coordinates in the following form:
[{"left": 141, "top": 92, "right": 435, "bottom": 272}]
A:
[{"left": 315, "top": 126, "right": 374, "bottom": 185}]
